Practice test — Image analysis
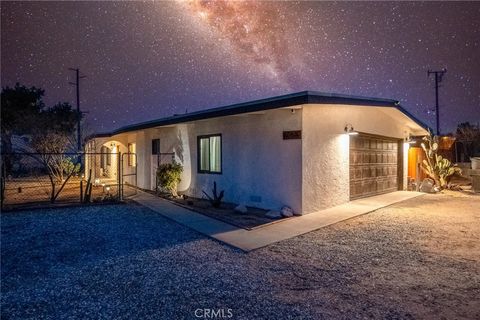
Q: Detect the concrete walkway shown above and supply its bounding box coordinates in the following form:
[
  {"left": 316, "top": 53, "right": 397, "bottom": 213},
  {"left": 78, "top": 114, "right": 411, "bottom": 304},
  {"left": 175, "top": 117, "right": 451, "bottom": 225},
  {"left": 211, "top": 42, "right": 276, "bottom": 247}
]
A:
[{"left": 130, "top": 191, "right": 423, "bottom": 252}]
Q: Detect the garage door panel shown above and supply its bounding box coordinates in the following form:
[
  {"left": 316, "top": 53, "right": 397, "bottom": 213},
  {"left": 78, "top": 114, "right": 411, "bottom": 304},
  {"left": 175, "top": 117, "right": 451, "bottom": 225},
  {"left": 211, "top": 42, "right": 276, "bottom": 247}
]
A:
[{"left": 350, "top": 134, "right": 400, "bottom": 200}]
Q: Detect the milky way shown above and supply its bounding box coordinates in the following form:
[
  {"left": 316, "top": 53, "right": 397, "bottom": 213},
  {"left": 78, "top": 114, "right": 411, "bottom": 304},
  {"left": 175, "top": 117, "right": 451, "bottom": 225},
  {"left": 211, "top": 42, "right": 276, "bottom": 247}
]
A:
[
  {"left": 181, "top": 0, "right": 303, "bottom": 88},
  {"left": 1, "top": 1, "right": 479, "bottom": 133}
]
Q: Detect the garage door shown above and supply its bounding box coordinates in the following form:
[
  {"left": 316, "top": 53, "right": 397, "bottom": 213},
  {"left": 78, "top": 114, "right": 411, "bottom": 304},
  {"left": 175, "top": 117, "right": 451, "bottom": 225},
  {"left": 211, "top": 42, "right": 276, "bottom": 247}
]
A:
[{"left": 349, "top": 134, "right": 400, "bottom": 200}]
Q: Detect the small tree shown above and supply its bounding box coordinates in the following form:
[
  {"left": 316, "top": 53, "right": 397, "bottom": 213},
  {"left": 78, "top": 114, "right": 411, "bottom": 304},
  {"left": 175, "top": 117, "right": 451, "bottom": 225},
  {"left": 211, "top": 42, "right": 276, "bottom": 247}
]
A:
[
  {"left": 30, "top": 103, "right": 82, "bottom": 203},
  {"left": 1, "top": 83, "right": 45, "bottom": 172},
  {"left": 31, "top": 132, "right": 80, "bottom": 202},
  {"left": 1, "top": 84, "right": 82, "bottom": 203},
  {"left": 156, "top": 162, "right": 183, "bottom": 197},
  {"left": 421, "top": 131, "right": 461, "bottom": 189}
]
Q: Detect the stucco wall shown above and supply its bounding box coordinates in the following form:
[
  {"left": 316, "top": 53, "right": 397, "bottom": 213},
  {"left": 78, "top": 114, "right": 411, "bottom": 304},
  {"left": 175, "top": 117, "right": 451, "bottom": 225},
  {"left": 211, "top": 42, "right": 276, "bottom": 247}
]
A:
[
  {"left": 192, "top": 109, "right": 302, "bottom": 212},
  {"left": 146, "top": 109, "right": 303, "bottom": 213},
  {"left": 90, "top": 103, "right": 424, "bottom": 215},
  {"left": 301, "top": 104, "right": 416, "bottom": 214}
]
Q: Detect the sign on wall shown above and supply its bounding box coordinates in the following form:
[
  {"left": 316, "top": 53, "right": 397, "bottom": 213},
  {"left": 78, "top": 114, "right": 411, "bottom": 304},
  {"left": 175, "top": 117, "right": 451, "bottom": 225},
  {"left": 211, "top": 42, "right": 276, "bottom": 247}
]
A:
[{"left": 283, "top": 130, "right": 302, "bottom": 140}]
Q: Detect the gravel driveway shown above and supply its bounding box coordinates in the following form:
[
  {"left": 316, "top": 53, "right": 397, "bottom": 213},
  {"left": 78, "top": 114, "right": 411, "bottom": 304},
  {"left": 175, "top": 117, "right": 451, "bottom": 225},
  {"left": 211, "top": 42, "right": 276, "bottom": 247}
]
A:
[{"left": 2, "top": 193, "right": 479, "bottom": 319}]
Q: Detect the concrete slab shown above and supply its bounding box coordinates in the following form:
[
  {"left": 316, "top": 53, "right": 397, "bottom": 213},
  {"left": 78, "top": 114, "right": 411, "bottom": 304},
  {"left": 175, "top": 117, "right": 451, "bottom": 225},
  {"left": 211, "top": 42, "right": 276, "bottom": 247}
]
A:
[{"left": 130, "top": 190, "right": 424, "bottom": 252}]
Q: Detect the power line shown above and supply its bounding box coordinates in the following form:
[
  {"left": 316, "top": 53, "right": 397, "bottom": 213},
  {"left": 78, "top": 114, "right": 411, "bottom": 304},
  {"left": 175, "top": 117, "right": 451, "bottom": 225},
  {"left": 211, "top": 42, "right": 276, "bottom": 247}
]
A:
[
  {"left": 427, "top": 68, "right": 447, "bottom": 135},
  {"left": 68, "top": 68, "right": 86, "bottom": 151}
]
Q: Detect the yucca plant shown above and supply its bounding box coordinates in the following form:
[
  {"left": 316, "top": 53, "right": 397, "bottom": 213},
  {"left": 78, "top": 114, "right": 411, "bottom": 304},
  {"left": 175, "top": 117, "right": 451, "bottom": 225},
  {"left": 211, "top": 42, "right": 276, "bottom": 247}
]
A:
[{"left": 420, "top": 132, "right": 461, "bottom": 189}]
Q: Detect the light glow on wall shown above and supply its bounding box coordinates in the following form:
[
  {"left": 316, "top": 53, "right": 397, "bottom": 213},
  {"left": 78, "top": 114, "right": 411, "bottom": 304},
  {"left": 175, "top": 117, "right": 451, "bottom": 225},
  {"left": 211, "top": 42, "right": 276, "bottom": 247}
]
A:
[{"left": 339, "top": 133, "right": 350, "bottom": 152}]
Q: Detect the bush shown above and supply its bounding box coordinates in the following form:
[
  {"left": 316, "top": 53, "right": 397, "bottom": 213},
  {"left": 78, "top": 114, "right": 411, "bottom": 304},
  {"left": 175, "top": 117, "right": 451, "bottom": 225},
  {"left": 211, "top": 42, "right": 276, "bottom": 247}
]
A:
[{"left": 156, "top": 162, "right": 183, "bottom": 196}]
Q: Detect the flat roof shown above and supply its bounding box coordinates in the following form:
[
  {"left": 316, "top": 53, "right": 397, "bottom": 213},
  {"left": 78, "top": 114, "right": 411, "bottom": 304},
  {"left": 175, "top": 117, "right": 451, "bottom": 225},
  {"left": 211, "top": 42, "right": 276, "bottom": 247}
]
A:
[{"left": 92, "top": 90, "right": 429, "bottom": 137}]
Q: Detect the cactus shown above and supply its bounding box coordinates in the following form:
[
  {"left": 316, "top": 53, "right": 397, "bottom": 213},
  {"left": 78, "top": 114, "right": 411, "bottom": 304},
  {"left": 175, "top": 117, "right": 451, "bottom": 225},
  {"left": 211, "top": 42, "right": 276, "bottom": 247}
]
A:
[
  {"left": 202, "top": 181, "right": 224, "bottom": 208},
  {"left": 420, "top": 132, "right": 461, "bottom": 189}
]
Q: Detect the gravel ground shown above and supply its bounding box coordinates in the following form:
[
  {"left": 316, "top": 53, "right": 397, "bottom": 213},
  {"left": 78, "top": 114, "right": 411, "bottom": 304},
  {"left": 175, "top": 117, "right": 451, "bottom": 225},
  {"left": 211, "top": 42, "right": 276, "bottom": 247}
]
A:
[{"left": 1, "top": 193, "right": 479, "bottom": 319}]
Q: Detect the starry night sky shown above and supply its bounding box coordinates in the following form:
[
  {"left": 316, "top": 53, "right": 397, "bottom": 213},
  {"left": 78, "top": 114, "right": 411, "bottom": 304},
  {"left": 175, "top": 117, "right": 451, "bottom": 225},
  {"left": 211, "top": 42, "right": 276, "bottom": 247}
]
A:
[{"left": 1, "top": 1, "right": 479, "bottom": 134}]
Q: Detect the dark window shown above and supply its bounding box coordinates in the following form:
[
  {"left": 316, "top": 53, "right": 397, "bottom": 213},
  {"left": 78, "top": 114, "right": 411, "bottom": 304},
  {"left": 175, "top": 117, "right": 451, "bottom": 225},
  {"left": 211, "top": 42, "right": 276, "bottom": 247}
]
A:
[
  {"left": 198, "top": 134, "right": 222, "bottom": 174},
  {"left": 152, "top": 139, "right": 160, "bottom": 155}
]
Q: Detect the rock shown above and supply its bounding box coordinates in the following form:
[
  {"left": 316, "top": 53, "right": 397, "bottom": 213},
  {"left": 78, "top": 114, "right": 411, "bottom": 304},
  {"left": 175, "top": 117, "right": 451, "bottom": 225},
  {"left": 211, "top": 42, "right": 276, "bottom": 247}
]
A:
[
  {"left": 280, "top": 206, "right": 294, "bottom": 217},
  {"left": 265, "top": 210, "right": 282, "bottom": 219},
  {"left": 419, "top": 178, "right": 435, "bottom": 193},
  {"left": 234, "top": 204, "right": 248, "bottom": 214}
]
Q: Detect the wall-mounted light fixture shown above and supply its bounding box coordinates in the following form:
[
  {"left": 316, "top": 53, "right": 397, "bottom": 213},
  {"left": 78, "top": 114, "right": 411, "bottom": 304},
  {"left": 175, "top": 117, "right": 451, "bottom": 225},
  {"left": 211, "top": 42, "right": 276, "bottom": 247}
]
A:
[
  {"left": 110, "top": 142, "right": 116, "bottom": 148},
  {"left": 344, "top": 123, "right": 358, "bottom": 135},
  {"left": 405, "top": 133, "right": 416, "bottom": 144}
]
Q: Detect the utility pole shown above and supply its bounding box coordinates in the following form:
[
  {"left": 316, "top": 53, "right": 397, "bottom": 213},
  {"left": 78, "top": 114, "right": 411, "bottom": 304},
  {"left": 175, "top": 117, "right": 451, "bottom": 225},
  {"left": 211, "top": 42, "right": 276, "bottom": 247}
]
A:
[
  {"left": 69, "top": 68, "right": 86, "bottom": 152},
  {"left": 427, "top": 68, "right": 447, "bottom": 135}
]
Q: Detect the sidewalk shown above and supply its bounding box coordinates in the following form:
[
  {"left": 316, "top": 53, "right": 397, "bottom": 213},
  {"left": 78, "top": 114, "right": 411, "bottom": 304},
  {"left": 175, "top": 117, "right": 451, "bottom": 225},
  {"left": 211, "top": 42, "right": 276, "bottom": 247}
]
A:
[{"left": 130, "top": 191, "right": 423, "bottom": 252}]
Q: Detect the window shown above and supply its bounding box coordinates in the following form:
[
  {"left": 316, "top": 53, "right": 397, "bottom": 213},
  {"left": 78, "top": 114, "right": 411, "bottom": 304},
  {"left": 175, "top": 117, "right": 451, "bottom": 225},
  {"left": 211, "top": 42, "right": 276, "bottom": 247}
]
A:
[
  {"left": 152, "top": 139, "right": 160, "bottom": 155},
  {"left": 198, "top": 134, "right": 222, "bottom": 174},
  {"left": 100, "top": 146, "right": 111, "bottom": 168},
  {"left": 100, "top": 146, "right": 107, "bottom": 169},
  {"left": 128, "top": 143, "right": 136, "bottom": 167},
  {"left": 106, "top": 148, "right": 111, "bottom": 165}
]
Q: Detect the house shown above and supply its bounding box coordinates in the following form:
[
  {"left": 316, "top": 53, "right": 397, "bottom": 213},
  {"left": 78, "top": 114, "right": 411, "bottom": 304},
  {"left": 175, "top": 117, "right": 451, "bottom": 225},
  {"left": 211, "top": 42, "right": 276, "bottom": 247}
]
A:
[{"left": 85, "top": 91, "right": 429, "bottom": 215}]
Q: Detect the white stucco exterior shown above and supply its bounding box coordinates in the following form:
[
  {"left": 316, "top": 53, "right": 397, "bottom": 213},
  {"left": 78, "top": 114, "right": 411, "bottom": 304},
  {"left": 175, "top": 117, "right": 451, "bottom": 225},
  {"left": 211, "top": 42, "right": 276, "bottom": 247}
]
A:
[
  {"left": 301, "top": 104, "right": 426, "bottom": 213},
  {"left": 87, "top": 99, "right": 428, "bottom": 215}
]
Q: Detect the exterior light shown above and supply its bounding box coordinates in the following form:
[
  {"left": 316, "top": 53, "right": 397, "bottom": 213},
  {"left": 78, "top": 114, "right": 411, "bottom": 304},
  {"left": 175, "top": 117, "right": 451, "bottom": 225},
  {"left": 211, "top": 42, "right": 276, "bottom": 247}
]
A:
[
  {"left": 94, "top": 178, "right": 100, "bottom": 186},
  {"left": 405, "top": 135, "right": 416, "bottom": 144},
  {"left": 344, "top": 123, "right": 358, "bottom": 135},
  {"left": 110, "top": 142, "right": 116, "bottom": 148}
]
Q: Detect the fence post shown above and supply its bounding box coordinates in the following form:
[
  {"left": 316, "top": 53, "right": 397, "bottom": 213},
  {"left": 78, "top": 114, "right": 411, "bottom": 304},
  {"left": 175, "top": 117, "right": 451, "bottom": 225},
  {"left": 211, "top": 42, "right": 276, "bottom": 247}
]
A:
[
  {"left": 80, "top": 180, "right": 83, "bottom": 203},
  {"left": 118, "top": 152, "right": 122, "bottom": 201},
  {"left": 0, "top": 157, "right": 5, "bottom": 209}
]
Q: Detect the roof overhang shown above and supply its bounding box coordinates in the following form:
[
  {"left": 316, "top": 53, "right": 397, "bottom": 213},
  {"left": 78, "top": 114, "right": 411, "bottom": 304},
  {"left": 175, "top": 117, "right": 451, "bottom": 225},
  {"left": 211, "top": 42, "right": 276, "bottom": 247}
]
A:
[{"left": 89, "top": 91, "right": 431, "bottom": 139}]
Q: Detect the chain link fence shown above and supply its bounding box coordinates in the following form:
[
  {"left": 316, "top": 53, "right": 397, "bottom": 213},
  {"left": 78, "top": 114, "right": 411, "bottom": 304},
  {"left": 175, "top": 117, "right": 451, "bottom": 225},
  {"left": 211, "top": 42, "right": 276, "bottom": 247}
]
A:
[{"left": 1, "top": 151, "right": 136, "bottom": 210}]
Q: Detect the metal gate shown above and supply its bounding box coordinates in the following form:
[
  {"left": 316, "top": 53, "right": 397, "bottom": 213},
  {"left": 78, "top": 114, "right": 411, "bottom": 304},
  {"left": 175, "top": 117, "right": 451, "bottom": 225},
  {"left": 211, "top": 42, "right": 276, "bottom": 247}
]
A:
[{"left": 120, "top": 152, "right": 137, "bottom": 199}]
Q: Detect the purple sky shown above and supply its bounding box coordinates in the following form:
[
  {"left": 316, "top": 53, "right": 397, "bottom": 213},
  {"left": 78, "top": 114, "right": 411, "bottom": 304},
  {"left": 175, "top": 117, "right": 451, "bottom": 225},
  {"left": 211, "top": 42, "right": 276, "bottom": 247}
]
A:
[{"left": 1, "top": 1, "right": 479, "bottom": 134}]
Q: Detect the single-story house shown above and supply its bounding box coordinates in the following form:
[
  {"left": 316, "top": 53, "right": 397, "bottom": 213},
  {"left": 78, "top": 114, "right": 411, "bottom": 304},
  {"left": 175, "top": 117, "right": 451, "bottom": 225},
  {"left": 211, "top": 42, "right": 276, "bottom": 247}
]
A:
[{"left": 85, "top": 91, "right": 429, "bottom": 215}]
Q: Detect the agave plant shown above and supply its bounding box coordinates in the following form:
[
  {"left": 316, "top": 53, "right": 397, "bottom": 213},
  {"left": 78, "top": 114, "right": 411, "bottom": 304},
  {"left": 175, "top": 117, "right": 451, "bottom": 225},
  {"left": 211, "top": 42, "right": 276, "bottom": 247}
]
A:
[{"left": 420, "top": 132, "right": 461, "bottom": 189}]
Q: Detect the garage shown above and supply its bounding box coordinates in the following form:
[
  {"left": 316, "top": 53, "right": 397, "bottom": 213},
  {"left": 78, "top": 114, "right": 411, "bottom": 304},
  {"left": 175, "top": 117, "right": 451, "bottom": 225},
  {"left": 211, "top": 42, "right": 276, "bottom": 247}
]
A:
[{"left": 349, "top": 133, "right": 402, "bottom": 200}]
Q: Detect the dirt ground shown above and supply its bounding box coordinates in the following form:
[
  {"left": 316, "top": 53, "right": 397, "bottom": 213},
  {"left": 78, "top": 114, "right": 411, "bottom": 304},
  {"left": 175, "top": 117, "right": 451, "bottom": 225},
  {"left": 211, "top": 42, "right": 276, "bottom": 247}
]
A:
[
  {"left": 263, "top": 191, "right": 480, "bottom": 319},
  {"left": 2, "top": 176, "right": 118, "bottom": 208},
  {"left": 1, "top": 192, "right": 479, "bottom": 319}
]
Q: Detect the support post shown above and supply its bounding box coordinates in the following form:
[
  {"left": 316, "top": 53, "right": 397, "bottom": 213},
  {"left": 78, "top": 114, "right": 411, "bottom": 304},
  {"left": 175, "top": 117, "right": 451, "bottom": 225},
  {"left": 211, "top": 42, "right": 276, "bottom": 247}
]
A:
[
  {"left": 80, "top": 180, "right": 83, "bottom": 203},
  {"left": 118, "top": 152, "right": 122, "bottom": 201}
]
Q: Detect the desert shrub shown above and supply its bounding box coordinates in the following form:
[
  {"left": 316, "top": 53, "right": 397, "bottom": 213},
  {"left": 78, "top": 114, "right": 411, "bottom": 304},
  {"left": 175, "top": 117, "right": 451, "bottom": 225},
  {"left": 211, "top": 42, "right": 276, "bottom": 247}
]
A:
[
  {"left": 202, "top": 181, "right": 224, "bottom": 208},
  {"left": 156, "top": 162, "right": 183, "bottom": 196}
]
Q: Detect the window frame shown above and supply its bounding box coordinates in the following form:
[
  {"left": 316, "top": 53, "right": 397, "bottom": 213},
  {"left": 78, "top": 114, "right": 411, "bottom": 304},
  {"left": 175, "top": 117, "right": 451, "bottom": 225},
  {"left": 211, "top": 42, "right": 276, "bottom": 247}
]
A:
[{"left": 197, "top": 134, "right": 222, "bottom": 174}]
